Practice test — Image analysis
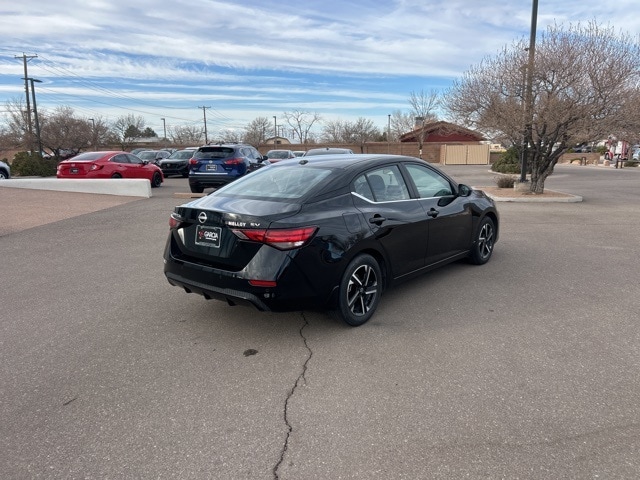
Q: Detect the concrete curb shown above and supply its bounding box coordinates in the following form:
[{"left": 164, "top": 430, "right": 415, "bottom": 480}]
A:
[
  {"left": 484, "top": 193, "right": 583, "bottom": 203},
  {"left": 0, "top": 178, "right": 151, "bottom": 198}
]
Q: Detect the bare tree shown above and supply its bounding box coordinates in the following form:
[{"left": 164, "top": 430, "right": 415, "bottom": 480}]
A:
[
  {"left": 170, "top": 125, "right": 203, "bottom": 145},
  {"left": 3, "top": 98, "right": 30, "bottom": 146},
  {"left": 283, "top": 110, "right": 321, "bottom": 144},
  {"left": 86, "top": 116, "right": 112, "bottom": 150},
  {"left": 350, "top": 118, "right": 380, "bottom": 152},
  {"left": 243, "top": 117, "right": 271, "bottom": 146},
  {"left": 446, "top": 21, "right": 640, "bottom": 193},
  {"left": 217, "top": 129, "right": 242, "bottom": 144},
  {"left": 38, "top": 106, "right": 91, "bottom": 156},
  {"left": 389, "top": 110, "right": 415, "bottom": 141},
  {"left": 408, "top": 90, "right": 440, "bottom": 154},
  {"left": 321, "top": 119, "right": 347, "bottom": 143},
  {"left": 111, "top": 114, "right": 146, "bottom": 150}
]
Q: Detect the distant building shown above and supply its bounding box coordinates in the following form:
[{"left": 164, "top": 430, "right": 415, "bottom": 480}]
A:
[
  {"left": 399, "top": 121, "right": 484, "bottom": 143},
  {"left": 265, "top": 136, "right": 291, "bottom": 146}
]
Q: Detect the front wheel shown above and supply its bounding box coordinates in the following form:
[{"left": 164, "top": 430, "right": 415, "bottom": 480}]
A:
[
  {"left": 151, "top": 171, "right": 162, "bottom": 188},
  {"left": 111, "top": 173, "right": 122, "bottom": 179},
  {"left": 469, "top": 217, "right": 495, "bottom": 265},
  {"left": 334, "top": 254, "right": 382, "bottom": 326}
]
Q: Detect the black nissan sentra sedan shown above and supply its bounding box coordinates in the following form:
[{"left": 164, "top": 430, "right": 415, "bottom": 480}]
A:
[{"left": 163, "top": 154, "right": 499, "bottom": 326}]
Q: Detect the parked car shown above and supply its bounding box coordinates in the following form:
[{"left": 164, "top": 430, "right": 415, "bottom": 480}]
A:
[
  {"left": 292, "top": 150, "right": 306, "bottom": 157},
  {"left": 303, "top": 147, "right": 354, "bottom": 156},
  {"left": 188, "top": 143, "right": 268, "bottom": 193},
  {"left": 56, "top": 151, "right": 163, "bottom": 187},
  {"left": 0, "top": 160, "right": 10, "bottom": 179},
  {"left": 136, "top": 150, "right": 171, "bottom": 164},
  {"left": 164, "top": 154, "right": 499, "bottom": 326},
  {"left": 130, "top": 148, "right": 148, "bottom": 155},
  {"left": 265, "top": 149, "right": 297, "bottom": 163},
  {"left": 158, "top": 149, "right": 195, "bottom": 177}
]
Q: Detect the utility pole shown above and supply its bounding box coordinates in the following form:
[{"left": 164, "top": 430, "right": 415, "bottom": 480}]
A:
[
  {"left": 198, "top": 106, "right": 210, "bottom": 144},
  {"left": 161, "top": 118, "right": 167, "bottom": 141},
  {"left": 26, "top": 78, "right": 43, "bottom": 155},
  {"left": 15, "top": 53, "right": 37, "bottom": 151}
]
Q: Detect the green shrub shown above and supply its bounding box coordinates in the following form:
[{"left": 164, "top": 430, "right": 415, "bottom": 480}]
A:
[
  {"left": 491, "top": 147, "right": 521, "bottom": 174},
  {"left": 11, "top": 151, "right": 58, "bottom": 177}
]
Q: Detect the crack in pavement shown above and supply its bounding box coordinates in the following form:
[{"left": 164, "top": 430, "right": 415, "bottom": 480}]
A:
[{"left": 273, "top": 313, "right": 312, "bottom": 480}]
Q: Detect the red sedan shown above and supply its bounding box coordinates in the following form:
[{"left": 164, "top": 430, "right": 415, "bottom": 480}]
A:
[{"left": 57, "top": 151, "right": 164, "bottom": 187}]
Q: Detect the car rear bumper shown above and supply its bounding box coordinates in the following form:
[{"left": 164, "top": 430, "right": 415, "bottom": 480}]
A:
[
  {"left": 188, "top": 174, "right": 240, "bottom": 188},
  {"left": 165, "top": 271, "right": 272, "bottom": 310},
  {"left": 163, "top": 234, "right": 336, "bottom": 312}
]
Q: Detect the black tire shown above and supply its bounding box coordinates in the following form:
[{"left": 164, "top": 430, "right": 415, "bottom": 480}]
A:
[
  {"left": 469, "top": 217, "right": 495, "bottom": 265},
  {"left": 0, "top": 169, "right": 8, "bottom": 179},
  {"left": 334, "top": 254, "right": 382, "bottom": 326},
  {"left": 151, "top": 171, "right": 162, "bottom": 188},
  {"left": 111, "top": 173, "right": 122, "bottom": 178},
  {"left": 190, "top": 185, "right": 204, "bottom": 193}
]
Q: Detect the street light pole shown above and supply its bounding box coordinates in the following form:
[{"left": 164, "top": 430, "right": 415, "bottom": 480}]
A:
[
  {"left": 520, "top": 0, "right": 538, "bottom": 183},
  {"left": 161, "top": 118, "right": 167, "bottom": 141}
]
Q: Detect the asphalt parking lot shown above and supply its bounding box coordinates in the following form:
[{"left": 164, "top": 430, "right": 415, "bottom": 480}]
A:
[{"left": 1, "top": 164, "right": 639, "bottom": 478}]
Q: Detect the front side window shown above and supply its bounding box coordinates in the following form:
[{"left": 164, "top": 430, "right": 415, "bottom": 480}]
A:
[
  {"left": 404, "top": 164, "right": 453, "bottom": 198},
  {"left": 352, "top": 165, "right": 410, "bottom": 202}
]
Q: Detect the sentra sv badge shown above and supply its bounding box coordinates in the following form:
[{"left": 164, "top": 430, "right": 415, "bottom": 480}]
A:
[
  {"left": 198, "top": 212, "right": 207, "bottom": 224},
  {"left": 195, "top": 225, "right": 221, "bottom": 248}
]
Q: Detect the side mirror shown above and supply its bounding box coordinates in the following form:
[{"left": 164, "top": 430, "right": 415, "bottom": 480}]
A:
[{"left": 458, "top": 184, "right": 472, "bottom": 197}]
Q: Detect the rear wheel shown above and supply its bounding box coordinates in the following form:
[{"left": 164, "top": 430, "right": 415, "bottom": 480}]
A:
[
  {"left": 111, "top": 173, "right": 122, "bottom": 178},
  {"left": 334, "top": 254, "right": 382, "bottom": 326},
  {"left": 151, "top": 171, "right": 162, "bottom": 188},
  {"left": 190, "top": 185, "right": 204, "bottom": 193},
  {"left": 469, "top": 217, "right": 495, "bottom": 265}
]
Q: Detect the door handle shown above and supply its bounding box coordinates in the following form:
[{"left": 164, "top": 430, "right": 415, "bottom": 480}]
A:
[
  {"left": 369, "top": 214, "right": 386, "bottom": 225},
  {"left": 427, "top": 208, "right": 439, "bottom": 218}
]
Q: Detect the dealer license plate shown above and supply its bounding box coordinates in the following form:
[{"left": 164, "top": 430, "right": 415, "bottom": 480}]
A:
[
  {"left": 70, "top": 168, "right": 79, "bottom": 174},
  {"left": 195, "top": 225, "right": 222, "bottom": 248},
  {"left": 206, "top": 164, "right": 217, "bottom": 171}
]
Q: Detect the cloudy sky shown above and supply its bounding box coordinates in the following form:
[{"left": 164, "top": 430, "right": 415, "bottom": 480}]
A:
[{"left": 1, "top": 0, "right": 638, "bottom": 138}]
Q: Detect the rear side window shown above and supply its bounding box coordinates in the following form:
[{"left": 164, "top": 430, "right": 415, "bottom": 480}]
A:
[{"left": 194, "top": 147, "right": 235, "bottom": 159}]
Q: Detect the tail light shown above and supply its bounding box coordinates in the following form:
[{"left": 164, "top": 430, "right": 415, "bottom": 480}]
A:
[
  {"left": 189, "top": 158, "right": 198, "bottom": 165},
  {"left": 169, "top": 212, "right": 185, "bottom": 229},
  {"left": 89, "top": 163, "right": 103, "bottom": 171},
  {"left": 231, "top": 226, "right": 317, "bottom": 250},
  {"left": 224, "top": 157, "right": 245, "bottom": 165}
]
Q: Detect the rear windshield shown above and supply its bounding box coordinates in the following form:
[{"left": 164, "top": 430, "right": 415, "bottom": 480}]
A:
[
  {"left": 67, "top": 152, "right": 106, "bottom": 161},
  {"left": 194, "top": 147, "right": 235, "bottom": 159},
  {"left": 215, "top": 165, "right": 333, "bottom": 200}
]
